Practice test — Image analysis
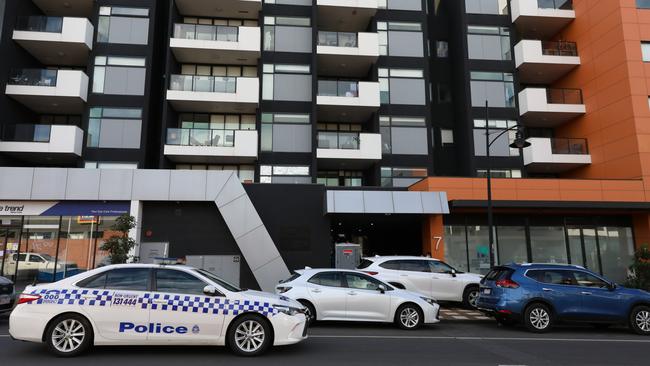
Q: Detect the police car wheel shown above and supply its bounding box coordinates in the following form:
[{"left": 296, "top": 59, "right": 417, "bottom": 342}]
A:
[
  {"left": 45, "top": 314, "right": 93, "bottom": 357},
  {"left": 228, "top": 314, "right": 272, "bottom": 356}
]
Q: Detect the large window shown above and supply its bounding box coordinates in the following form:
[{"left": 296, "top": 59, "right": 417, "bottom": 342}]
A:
[
  {"left": 379, "top": 68, "right": 426, "bottom": 105},
  {"left": 465, "top": 0, "right": 508, "bottom": 15},
  {"left": 93, "top": 56, "right": 146, "bottom": 95},
  {"left": 262, "top": 64, "right": 311, "bottom": 101},
  {"left": 530, "top": 226, "right": 568, "bottom": 263},
  {"left": 97, "top": 6, "right": 150, "bottom": 45},
  {"left": 470, "top": 71, "right": 515, "bottom": 108},
  {"left": 317, "top": 171, "right": 363, "bottom": 187},
  {"left": 598, "top": 227, "right": 635, "bottom": 283},
  {"left": 87, "top": 107, "right": 142, "bottom": 149},
  {"left": 264, "top": 16, "right": 311, "bottom": 53},
  {"left": 105, "top": 268, "right": 150, "bottom": 291},
  {"left": 377, "top": 21, "right": 424, "bottom": 57},
  {"left": 261, "top": 113, "right": 311, "bottom": 152},
  {"left": 473, "top": 119, "right": 520, "bottom": 157},
  {"left": 378, "top": 0, "right": 422, "bottom": 11},
  {"left": 175, "top": 164, "right": 255, "bottom": 183},
  {"left": 380, "top": 167, "right": 427, "bottom": 187},
  {"left": 380, "top": 116, "right": 428, "bottom": 155},
  {"left": 467, "top": 25, "right": 511, "bottom": 61},
  {"left": 260, "top": 165, "right": 311, "bottom": 184}
]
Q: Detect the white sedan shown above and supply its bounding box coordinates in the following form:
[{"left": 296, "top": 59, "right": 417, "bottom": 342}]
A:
[
  {"left": 9, "top": 264, "right": 308, "bottom": 357},
  {"left": 276, "top": 269, "right": 440, "bottom": 330}
]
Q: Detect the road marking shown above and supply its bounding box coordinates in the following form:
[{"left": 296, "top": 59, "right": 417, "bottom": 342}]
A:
[
  {"left": 309, "top": 335, "right": 650, "bottom": 343},
  {"left": 0, "top": 335, "right": 9, "bottom": 338}
]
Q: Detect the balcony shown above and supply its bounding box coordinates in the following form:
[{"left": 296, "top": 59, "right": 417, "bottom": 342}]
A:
[
  {"left": 515, "top": 40, "right": 580, "bottom": 84},
  {"left": 511, "top": 0, "right": 575, "bottom": 38},
  {"left": 317, "top": 132, "right": 382, "bottom": 169},
  {"left": 32, "top": 0, "right": 94, "bottom": 17},
  {"left": 166, "top": 75, "right": 259, "bottom": 113},
  {"left": 170, "top": 24, "right": 260, "bottom": 65},
  {"left": 163, "top": 128, "right": 258, "bottom": 164},
  {"left": 174, "top": 0, "right": 261, "bottom": 19},
  {"left": 316, "top": 80, "right": 380, "bottom": 122},
  {"left": 518, "top": 88, "right": 585, "bottom": 127},
  {"left": 317, "top": 0, "right": 379, "bottom": 32},
  {"left": 317, "top": 32, "right": 379, "bottom": 77},
  {"left": 13, "top": 16, "right": 93, "bottom": 66},
  {"left": 524, "top": 137, "right": 591, "bottom": 173},
  {"left": 5, "top": 69, "right": 88, "bottom": 114},
  {"left": 0, "top": 124, "right": 83, "bottom": 163}
]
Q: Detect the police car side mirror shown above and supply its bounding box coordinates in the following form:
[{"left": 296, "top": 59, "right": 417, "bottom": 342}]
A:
[{"left": 203, "top": 285, "right": 219, "bottom": 296}]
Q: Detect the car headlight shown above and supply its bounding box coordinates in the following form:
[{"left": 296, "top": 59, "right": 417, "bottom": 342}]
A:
[
  {"left": 273, "top": 304, "right": 305, "bottom": 316},
  {"left": 420, "top": 297, "right": 437, "bottom": 306}
]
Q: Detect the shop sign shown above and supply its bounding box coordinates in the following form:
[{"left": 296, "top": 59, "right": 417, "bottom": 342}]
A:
[{"left": 0, "top": 201, "right": 130, "bottom": 216}]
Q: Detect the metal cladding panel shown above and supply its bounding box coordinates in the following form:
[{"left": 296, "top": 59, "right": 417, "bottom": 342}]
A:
[
  {"left": 65, "top": 169, "right": 101, "bottom": 200},
  {"left": 0, "top": 168, "right": 34, "bottom": 200},
  {"left": 31, "top": 168, "right": 68, "bottom": 200},
  {"left": 205, "top": 170, "right": 232, "bottom": 200},
  {"left": 326, "top": 190, "right": 450, "bottom": 214},
  {"left": 362, "top": 191, "right": 394, "bottom": 213},
  {"left": 132, "top": 170, "right": 171, "bottom": 201},
  {"left": 218, "top": 195, "right": 264, "bottom": 239},
  {"left": 98, "top": 169, "right": 133, "bottom": 200},
  {"left": 169, "top": 170, "right": 207, "bottom": 201},
  {"left": 332, "top": 191, "right": 365, "bottom": 213},
  {"left": 215, "top": 173, "right": 247, "bottom": 208},
  {"left": 392, "top": 191, "right": 424, "bottom": 214}
]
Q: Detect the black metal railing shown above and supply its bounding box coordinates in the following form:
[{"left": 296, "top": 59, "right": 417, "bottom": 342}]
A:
[
  {"left": 15, "top": 16, "right": 63, "bottom": 33},
  {"left": 546, "top": 88, "right": 583, "bottom": 104},
  {"left": 0, "top": 124, "right": 52, "bottom": 142},
  {"left": 541, "top": 40, "right": 578, "bottom": 56},
  {"left": 166, "top": 128, "right": 236, "bottom": 147},
  {"left": 317, "top": 31, "right": 358, "bottom": 48},
  {"left": 551, "top": 138, "right": 589, "bottom": 155},
  {"left": 8, "top": 69, "right": 58, "bottom": 87},
  {"left": 169, "top": 75, "right": 237, "bottom": 93},
  {"left": 173, "top": 23, "right": 239, "bottom": 42},
  {"left": 317, "top": 132, "right": 361, "bottom": 150},
  {"left": 537, "top": 0, "right": 573, "bottom": 10},
  {"left": 318, "top": 80, "right": 359, "bottom": 97}
]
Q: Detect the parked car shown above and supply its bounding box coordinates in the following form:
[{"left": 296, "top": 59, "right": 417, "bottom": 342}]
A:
[
  {"left": 358, "top": 256, "right": 483, "bottom": 308},
  {"left": 0, "top": 276, "right": 16, "bottom": 314},
  {"left": 3, "top": 253, "right": 80, "bottom": 282},
  {"left": 10, "top": 264, "right": 308, "bottom": 357},
  {"left": 276, "top": 268, "right": 440, "bottom": 330},
  {"left": 477, "top": 263, "right": 650, "bottom": 335}
]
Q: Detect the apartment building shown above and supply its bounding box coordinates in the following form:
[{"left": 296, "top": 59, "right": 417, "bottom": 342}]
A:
[{"left": 0, "top": 0, "right": 648, "bottom": 290}]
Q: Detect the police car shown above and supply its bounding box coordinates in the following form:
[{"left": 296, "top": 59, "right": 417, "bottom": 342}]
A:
[{"left": 9, "top": 264, "right": 308, "bottom": 357}]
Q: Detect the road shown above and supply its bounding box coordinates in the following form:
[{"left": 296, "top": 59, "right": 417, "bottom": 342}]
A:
[{"left": 1, "top": 314, "right": 648, "bottom": 366}]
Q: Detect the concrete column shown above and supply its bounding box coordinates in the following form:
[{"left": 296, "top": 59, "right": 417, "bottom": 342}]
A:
[{"left": 422, "top": 214, "right": 445, "bottom": 260}]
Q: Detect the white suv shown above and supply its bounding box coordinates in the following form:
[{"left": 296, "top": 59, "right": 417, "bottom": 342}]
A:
[{"left": 358, "top": 256, "right": 483, "bottom": 308}]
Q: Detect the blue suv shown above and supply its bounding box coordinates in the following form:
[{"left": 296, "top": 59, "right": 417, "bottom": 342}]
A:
[{"left": 476, "top": 263, "right": 650, "bottom": 334}]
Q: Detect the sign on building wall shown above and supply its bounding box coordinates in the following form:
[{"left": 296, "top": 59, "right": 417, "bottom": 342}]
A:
[{"left": 0, "top": 201, "right": 130, "bottom": 216}]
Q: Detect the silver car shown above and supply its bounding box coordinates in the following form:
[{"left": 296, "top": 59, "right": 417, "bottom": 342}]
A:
[{"left": 0, "top": 276, "right": 16, "bottom": 314}]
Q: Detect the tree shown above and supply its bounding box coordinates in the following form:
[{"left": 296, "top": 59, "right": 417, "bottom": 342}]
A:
[
  {"left": 101, "top": 214, "right": 136, "bottom": 264},
  {"left": 626, "top": 244, "right": 650, "bottom": 291}
]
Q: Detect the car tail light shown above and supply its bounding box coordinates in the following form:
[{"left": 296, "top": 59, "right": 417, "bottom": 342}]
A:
[
  {"left": 495, "top": 279, "right": 519, "bottom": 289},
  {"left": 363, "top": 271, "right": 379, "bottom": 276},
  {"left": 17, "top": 293, "right": 41, "bottom": 305},
  {"left": 276, "top": 286, "right": 292, "bottom": 294}
]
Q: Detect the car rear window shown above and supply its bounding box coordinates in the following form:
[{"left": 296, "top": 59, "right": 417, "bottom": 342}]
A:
[
  {"left": 485, "top": 267, "right": 513, "bottom": 281},
  {"left": 279, "top": 273, "right": 301, "bottom": 284},
  {"left": 378, "top": 260, "right": 401, "bottom": 270},
  {"left": 308, "top": 272, "right": 343, "bottom": 287},
  {"left": 357, "top": 259, "right": 374, "bottom": 269}
]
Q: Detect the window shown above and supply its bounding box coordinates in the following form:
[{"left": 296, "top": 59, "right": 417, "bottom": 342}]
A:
[
  {"left": 87, "top": 107, "right": 143, "bottom": 149},
  {"left": 377, "top": 21, "right": 424, "bottom": 57},
  {"left": 77, "top": 273, "right": 108, "bottom": 289},
  {"left": 379, "top": 68, "right": 426, "bottom": 105},
  {"left": 155, "top": 269, "right": 208, "bottom": 295},
  {"left": 85, "top": 162, "right": 138, "bottom": 169},
  {"left": 441, "top": 129, "right": 454, "bottom": 146},
  {"left": 429, "top": 261, "right": 455, "bottom": 274},
  {"left": 473, "top": 119, "right": 520, "bottom": 157},
  {"left": 638, "top": 0, "right": 650, "bottom": 9},
  {"left": 93, "top": 56, "right": 147, "bottom": 95},
  {"left": 467, "top": 25, "right": 511, "bottom": 61},
  {"left": 380, "top": 116, "right": 428, "bottom": 155},
  {"left": 379, "top": 261, "right": 401, "bottom": 270},
  {"left": 265, "top": 0, "right": 312, "bottom": 4},
  {"left": 176, "top": 165, "right": 254, "bottom": 183},
  {"left": 400, "top": 260, "right": 431, "bottom": 273},
  {"left": 317, "top": 171, "right": 363, "bottom": 187},
  {"left": 642, "top": 42, "right": 650, "bottom": 62},
  {"left": 29, "top": 255, "right": 44, "bottom": 263},
  {"left": 530, "top": 226, "right": 568, "bottom": 264},
  {"left": 465, "top": 0, "right": 508, "bottom": 15},
  {"left": 470, "top": 71, "right": 515, "bottom": 108},
  {"left": 317, "top": 123, "right": 361, "bottom": 149},
  {"left": 572, "top": 271, "right": 608, "bottom": 288},
  {"left": 308, "top": 272, "right": 343, "bottom": 287},
  {"left": 378, "top": 0, "right": 423, "bottom": 11},
  {"left": 436, "top": 41, "right": 449, "bottom": 58},
  {"left": 344, "top": 273, "right": 382, "bottom": 291},
  {"left": 476, "top": 169, "right": 522, "bottom": 178},
  {"left": 260, "top": 165, "right": 311, "bottom": 184},
  {"left": 380, "top": 167, "right": 427, "bottom": 187},
  {"left": 262, "top": 64, "right": 312, "bottom": 101},
  {"left": 264, "top": 16, "right": 312, "bottom": 53},
  {"left": 104, "top": 268, "right": 150, "bottom": 291},
  {"left": 261, "top": 112, "right": 311, "bottom": 152},
  {"left": 98, "top": 6, "right": 150, "bottom": 45}
]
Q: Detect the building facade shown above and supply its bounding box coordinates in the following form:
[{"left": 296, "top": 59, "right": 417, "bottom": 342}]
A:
[{"left": 0, "top": 0, "right": 649, "bottom": 290}]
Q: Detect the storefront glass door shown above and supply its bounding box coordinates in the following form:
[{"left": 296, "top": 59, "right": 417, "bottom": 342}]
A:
[{"left": 567, "top": 227, "right": 600, "bottom": 273}]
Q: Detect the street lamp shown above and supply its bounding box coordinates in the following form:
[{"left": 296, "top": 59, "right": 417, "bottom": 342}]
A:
[{"left": 484, "top": 101, "right": 530, "bottom": 268}]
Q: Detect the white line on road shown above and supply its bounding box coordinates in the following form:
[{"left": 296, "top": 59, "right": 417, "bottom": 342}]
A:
[{"left": 309, "top": 335, "right": 650, "bottom": 343}]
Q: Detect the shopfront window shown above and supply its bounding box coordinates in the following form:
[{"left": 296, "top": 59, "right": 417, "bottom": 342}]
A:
[
  {"left": 444, "top": 226, "right": 469, "bottom": 272},
  {"left": 597, "top": 227, "right": 635, "bottom": 283},
  {"left": 530, "top": 226, "right": 568, "bottom": 264},
  {"left": 496, "top": 226, "right": 527, "bottom": 265},
  {"left": 467, "top": 226, "right": 492, "bottom": 274}
]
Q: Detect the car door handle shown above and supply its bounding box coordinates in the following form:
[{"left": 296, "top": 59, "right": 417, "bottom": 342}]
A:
[
  {"left": 347, "top": 291, "right": 357, "bottom": 296},
  {"left": 542, "top": 288, "right": 554, "bottom": 292},
  {"left": 311, "top": 289, "right": 322, "bottom": 293},
  {"left": 400, "top": 274, "right": 408, "bottom": 277},
  {"left": 581, "top": 291, "right": 592, "bottom": 295}
]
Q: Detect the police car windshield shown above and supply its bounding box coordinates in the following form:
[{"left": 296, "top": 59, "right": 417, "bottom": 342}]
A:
[{"left": 194, "top": 269, "right": 242, "bottom": 292}]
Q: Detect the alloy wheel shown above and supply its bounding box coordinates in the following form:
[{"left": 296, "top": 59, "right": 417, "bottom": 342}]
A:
[
  {"left": 635, "top": 310, "right": 650, "bottom": 332},
  {"left": 468, "top": 290, "right": 479, "bottom": 308},
  {"left": 529, "top": 307, "right": 550, "bottom": 330},
  {"left": 400, "top": 307, "right": 420, "bottom": 328},
  {"left": 234, "top": 320, "right": 266, "bottom": 353},
  {"left": 51, "top": 319, "right": 85, "bottom": 353}
]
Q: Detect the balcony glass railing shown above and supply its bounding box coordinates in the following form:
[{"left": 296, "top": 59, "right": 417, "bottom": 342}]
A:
[
  {"left": 8, "top": 69, "right": 58, "bottom": 87},
  {"left": 541, "top": 41, "right": 578, "bottom": 56},
  {"left": 318, "top": 132, "right": 360, "bottom": 150},
  {"left": 318, "top": 80, "right": 359, "bottom": 97},
  {"left": 169, "top": 75, "right": 237, "bottom": 93},
  {"left": 551, "top": 138, "right": 589, "bottom": 155},
  {"left": 173, "top": 23, "right": 239, "bottom": 42},
  {"left": 15, "top": 16, "right": 63, "bottom": 33},
  {"left": 318, "top": 31, "right": 358, "bottom": 48},
  {"left": 537, "top": 0, "right": 573, "bottom": 10},
  {"left": 166, "top": 128, "right": 236, "bottom": 147},
  {"left": 1, "top": 124, "right": 52, "bottom": 143},
  {"left": 546, "top": 88, "right": 583, "bottom": 104}
]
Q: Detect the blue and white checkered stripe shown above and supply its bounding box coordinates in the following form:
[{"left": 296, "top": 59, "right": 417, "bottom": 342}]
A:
[{"left": 30, "top": 288, "right": 112, "bottom": 306}]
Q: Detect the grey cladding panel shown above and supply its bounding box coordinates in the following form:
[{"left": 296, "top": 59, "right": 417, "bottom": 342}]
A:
[
  {"left": 31, "top": 168, "right": 67, "bottom": 200},
  {"left": 0, "top": 168, "right": 34, "bottom": 200},
  {"left": 274, "top": 26, "right": 312, "bottom": 53},
  {"left": 362, "top": 191, "right": 393, "bottom": 213},
  {"left": 65, "top": 169, "right": 100, "bottom": 200},
  {"left": 273, "top": 74, "right": 312, "bottom": 102},
  {"left": 108, "top": 17, "right": 150, "bottom": 45},
  {"left": 272, "top": 124, "right": 311, "bottom": 152},
  {"left": 132, "top": 170, "right": 170, "bottom": 201},
  {"left": 169, "top": 170, "right": 207, "bottom": 201},
  {"left": 98, "top": 169, "right": 133, "bottom": 200}
]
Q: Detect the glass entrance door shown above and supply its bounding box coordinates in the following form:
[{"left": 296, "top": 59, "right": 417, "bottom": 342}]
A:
[{"left": 567, "top": 226, "right": 601, "bottom": 274}]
